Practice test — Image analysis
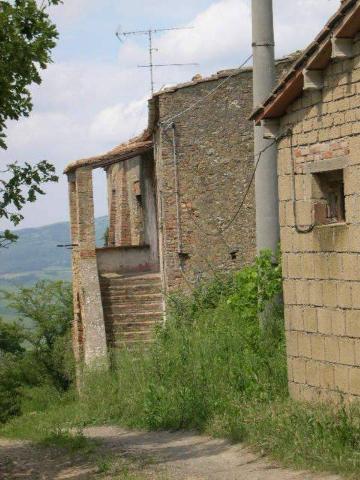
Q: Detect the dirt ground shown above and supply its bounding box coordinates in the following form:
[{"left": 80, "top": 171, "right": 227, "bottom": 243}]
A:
[{"left": 0, "top": 427, "right": 343, "bottom": 480}]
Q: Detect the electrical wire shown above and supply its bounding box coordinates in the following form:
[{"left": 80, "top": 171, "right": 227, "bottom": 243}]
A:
[
  {"left": 160, "top": 54, "right": 253, "bottom": 130},
  {"left": 184, "top": 138, "right": 278, "bottom": 239},
  {"left": 290, "top": 130, "right": 315, "bottom": 234},
  {"left": 221, "top": 139, "right": 278, "bottom": 233}
]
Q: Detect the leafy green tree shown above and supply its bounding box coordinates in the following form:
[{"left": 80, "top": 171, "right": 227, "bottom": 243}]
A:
[
  {"left": 0, "top": 281, "right": 74, "bottom": 423},
  {"left": 0, "top": 317, "right": 25, "bottom": 354},
  {"left": 2, "top": 280, "right": 74, "bottom": 388},
  {"left": 0, "top": 0, "right": 62, "bottom": 246}
]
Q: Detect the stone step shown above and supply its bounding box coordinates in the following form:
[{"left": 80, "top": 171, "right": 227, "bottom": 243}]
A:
[
  {"left": 103, "top": 302, "right": 163, "bottom": 314},
  {"left": 104, "top": 311, "right": 164, "bottom": 322},
  {"left": 122, "top": 330, "right": 153, "bottom": 339},
  {"left": 101, "top": 293, "right": 163, "bottom": 303},
  {"left": 106, "top": 320, "right": 162, "bottom": 331},
  {"left": 100, "top": 273, "right": 161, "bottom": 285},
  {"left": 111, "top": 338, "right": 154, "bottom": 349},
  {"left": 108, "top": 330, "right": 154, "bottom": 343},
  {"left": 101, "top": 284, "right": 162, "bottom": 296},
  {"left": 101, "top": 272, "right": 163, "bottom": 349}
]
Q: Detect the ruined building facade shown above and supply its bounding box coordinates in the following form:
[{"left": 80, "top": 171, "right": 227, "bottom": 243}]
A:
[
  {"left": 253, "top": 0, "right": 360, "bottom": 403},
  {"left": 65, "top": 58, "right": 292, "bottom": 366}
]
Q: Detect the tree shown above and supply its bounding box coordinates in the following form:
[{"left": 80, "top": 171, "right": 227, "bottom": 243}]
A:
[
  {"left": 2, "top": 280, "right": 74, "bottom": 388},
  {"left": 0, "top": 281, "right": 74, "bottom": 423},
  {"left": 0, "top": 0, "right": 62, "bottom": 246}
]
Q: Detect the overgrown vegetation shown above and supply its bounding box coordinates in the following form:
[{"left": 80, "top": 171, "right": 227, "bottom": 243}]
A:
[
  {"left": 0, "top": 280, "right": 74, "bottom": 423},
  {"left": 1, "top": 253, "right": 360, "bottom": 477}
]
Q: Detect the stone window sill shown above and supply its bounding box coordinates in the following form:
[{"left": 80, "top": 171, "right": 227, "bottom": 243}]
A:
[{"left": 314, "top": 222, "right": 348, "bottom": 230}]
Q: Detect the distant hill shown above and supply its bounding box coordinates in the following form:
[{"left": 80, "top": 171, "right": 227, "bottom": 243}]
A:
[{"left": 0, "top": 216, "right": 108, "bottom": 321}]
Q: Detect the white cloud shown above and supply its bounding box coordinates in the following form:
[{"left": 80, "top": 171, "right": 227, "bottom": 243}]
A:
[
  {"left": 116, "top": 0, "right": 338, "bottom": 80},
  {"left": 1, "top": 0, "right": 342, "bottom": 229},
  {"left": 47, "top": 0, "right": 98, "bottom": 24},
  {"left": 90, "top": 96, "right": 148, "bottom": 143},
  {"left": 157, "top": 0, "right": 251, "bottom": 65}
]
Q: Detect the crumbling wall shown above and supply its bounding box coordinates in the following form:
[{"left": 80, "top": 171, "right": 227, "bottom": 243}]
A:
[{"left": 279, "top": 35, "right": 360, "bottom": 402}]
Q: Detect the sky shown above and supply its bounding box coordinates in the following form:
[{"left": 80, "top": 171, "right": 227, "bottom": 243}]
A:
[{"left": 0, "top": 0, "right": 340, "bottom": 230}]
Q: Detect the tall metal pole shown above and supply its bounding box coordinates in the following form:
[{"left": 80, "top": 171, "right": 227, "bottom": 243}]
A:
[
  {"left": 252, "top": 0, "right": 279, "bottom": 254},
  {"left": 148, "top": 30, "right": 155, "bottom": 96}
]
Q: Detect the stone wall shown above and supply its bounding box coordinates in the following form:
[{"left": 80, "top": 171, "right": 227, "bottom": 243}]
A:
[
  {"left": 279, "top": 34, "right": 360, "bottom": 402},
  {"left": 154, "top": 59, "right": 292, "bottom": 292}
]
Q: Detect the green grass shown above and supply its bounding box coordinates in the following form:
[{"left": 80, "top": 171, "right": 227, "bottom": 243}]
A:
[
  {"left": 39, "top": 428, "right": 95, "bottom": 453},
  {"left": 95, "top": 453, "right": 166, "bottom": 480},
  {"left": 1, "top": 255, "right": 360, "bottom": 478}
]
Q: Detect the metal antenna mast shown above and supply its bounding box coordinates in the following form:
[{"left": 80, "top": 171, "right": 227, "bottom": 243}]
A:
[{"left": 116, "top": 26, "right": 199, "bottom": 95}]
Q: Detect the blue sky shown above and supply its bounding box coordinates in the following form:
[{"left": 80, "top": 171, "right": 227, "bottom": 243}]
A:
[{"left": 0, "top": 0, "right": 340, "bottom": 229}]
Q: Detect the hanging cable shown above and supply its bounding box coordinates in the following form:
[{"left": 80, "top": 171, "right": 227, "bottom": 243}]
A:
[
  {"left": 170, "top": 123, "right": 184, "bottom": 255},
  {"left": 160, "top": 54, "right": 253, "bottom": 130},
  {"left": 290, "top": 130, "right": 315, "bottom": 234},
  {"left": 183, "top": 138, "right": 278, "bottom": 239},
  {"left": 221, "top": 138, "right": 278, "bottom": 233}
]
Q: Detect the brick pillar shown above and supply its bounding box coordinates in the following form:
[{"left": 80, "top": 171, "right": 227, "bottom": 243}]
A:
[
  {"left": 75, "top": 167, "right": 108, "bottom": 369},
  {"left": 67, "top": 174, "right": 84, "bottom": 387},
  {"left": 117, "top": 162, "right": 132, "bottom": 246}
]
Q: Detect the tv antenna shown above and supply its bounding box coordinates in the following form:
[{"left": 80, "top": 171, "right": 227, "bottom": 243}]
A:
[{"left": 116, "top": 26, "right": 199, "bottom": 95}]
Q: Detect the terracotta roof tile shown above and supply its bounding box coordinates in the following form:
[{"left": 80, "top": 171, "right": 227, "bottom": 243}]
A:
[
  {"left": 251, "top": 0, "right": 360, "bottom": 124},
  {"left": 64, "top": 130, "right": 153, "bottom": 174}
]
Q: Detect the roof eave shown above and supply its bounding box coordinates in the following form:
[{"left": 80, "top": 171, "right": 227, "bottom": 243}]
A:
[
  {"left": 250, "top": 0, "right": 360, "bottom": 125},
  {"left": 64, "top": 142, "right": 153, "bottom": 175}
]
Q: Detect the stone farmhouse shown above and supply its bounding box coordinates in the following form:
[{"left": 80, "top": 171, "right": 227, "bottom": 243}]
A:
[
  {"left": 252, "top": 0, "right": 360, "bottom": 403},
  {"left": 64, "top": 58, "right": 292, "bottom": 368}
]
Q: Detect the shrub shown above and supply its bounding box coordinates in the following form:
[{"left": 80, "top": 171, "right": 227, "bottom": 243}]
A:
[{"left": 0, "top": 281, "right": 74, "bottom": 423}]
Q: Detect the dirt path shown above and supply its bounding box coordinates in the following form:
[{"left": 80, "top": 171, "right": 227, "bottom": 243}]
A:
[{"left": 0, "top": 427, "right": 343, "bottom": 480}]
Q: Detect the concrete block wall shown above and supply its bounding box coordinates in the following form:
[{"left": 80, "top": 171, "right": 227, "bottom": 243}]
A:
[{"left": 279, "top": 34, "right": 360, "bottom": 403}]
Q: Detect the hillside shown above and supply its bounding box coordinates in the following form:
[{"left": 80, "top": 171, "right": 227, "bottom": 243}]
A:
[{"left": 0, "top": 217, "right": 108, "bottom": 320}]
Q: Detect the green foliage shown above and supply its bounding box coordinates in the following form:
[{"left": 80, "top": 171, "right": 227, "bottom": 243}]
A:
[
  {"left": 227, "top": 249, "right": 282, "bottom": 317},
  {"left": 231, "top": 399, "right": 360, "bottom": 475},
  {"left": 0, "top": 280, "right": 74, "bottom": 423},
  {"left": 0, "top": 0, "right": 61, "bottom": 148},
  {"left": 40, "top": 428, "right": 94, "bottom": 453},
  {"left": 2, "top": 254, "right": 360, "bottom": 476},
  {"left": 103, "top": 226, "right": 110, "bottom": 247},
  {"left": 0, "top": 161, "right": 58, "bottom": 246},
  {"left": 0, "top": 317, "right": 25, "bottom": 354},
  {"left": 0, "top": 0, "right": 61, "bottom": 245}
]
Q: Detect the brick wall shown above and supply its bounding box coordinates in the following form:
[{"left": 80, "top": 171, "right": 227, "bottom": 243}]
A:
[
  {"left": 106, "top": 156, "right": 143, "bottom": 247},
  {"left": 67, "top": 167, "right": 108, "bottom": 369},
  {"left": 279, "top": 34, "right": 360, "bottom": 402},
  {"left": 154, "top": 60, "right": 292, "bottom": 292}
]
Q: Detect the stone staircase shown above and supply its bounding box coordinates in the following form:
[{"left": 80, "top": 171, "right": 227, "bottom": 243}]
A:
[{"left": 99, "top": 272, "right": 164, "bottom": 348}]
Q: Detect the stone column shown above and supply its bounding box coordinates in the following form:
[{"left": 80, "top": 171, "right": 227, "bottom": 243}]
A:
[
  {"left": 75, "top": 167, "right": 108, "bottom": 369},
  {"left": 68, "top": 174, "right": 82, "bottom": 361},
  {"left": 117, "top": 161, "right": 132, "bottom": 246}
]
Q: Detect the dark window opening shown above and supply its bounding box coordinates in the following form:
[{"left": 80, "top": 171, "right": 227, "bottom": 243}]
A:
[{"left": 313, "top": 169, "right": 346, "bottom": 225}]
